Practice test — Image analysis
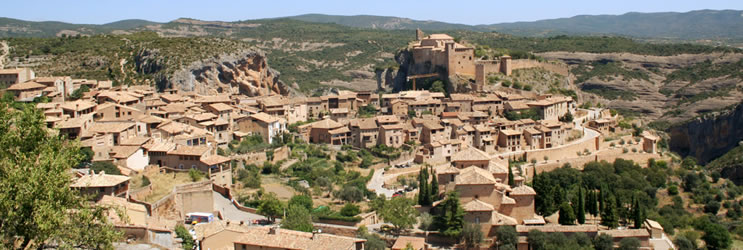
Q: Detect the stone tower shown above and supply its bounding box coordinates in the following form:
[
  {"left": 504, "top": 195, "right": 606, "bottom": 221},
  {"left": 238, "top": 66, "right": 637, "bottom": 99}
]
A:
[{"left": 416, "top": 28, "right": 424, "bottom": 41}]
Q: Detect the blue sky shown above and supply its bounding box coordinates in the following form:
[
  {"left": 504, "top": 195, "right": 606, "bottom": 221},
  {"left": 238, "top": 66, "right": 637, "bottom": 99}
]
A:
[{"left": 5, "top": 0, "right": 743, "bottom": 25}]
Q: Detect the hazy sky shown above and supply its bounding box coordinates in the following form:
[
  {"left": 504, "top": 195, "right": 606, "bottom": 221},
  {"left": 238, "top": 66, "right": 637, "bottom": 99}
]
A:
[{"left": 5, "top": 0, "right": 743, "bottom": 25}]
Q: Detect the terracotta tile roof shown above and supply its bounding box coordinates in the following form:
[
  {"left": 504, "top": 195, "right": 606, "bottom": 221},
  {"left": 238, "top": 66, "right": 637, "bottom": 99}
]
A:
[
  {"left": 194, "top": 220, "right": 251, "bottom": 240},
  {"left": 376, "top": 115, "right": 400, "bottom": 124},
  {"left": 160, "top": 93, "right": 182, "bottom": 102},
  {"left": 511, "top": 185, "right": 537, "bottom": 195},
  {"left": 455, "top": 166, "right": 497, "bottom": 185},
  {"left": 70, "top": 172, "right": 130, "bottom": 188},
  {"left": 381, "top": 124, "right": 402, "bottom": 130},
  {"left": 310, "top": 119, "right": 343, "bottom": 129},
  {"left": 200, "top": 155, "right": 231, "bottom": 166},
  {"left": 645, "top": 219, "right": 663, "bottom": 230},
  {"left": 0, "top": 68, "right": 26, "bottom": 74},
  {"left": 452, "top": 147, "right": 490, "bottom": 162},
  {"left": 488, "top": 161, "right": 508, "bottom": 174},
  {"left": 111, "top": 145, "right": 141, "bottom": 159},
  {"left": 329, "top": 127, "right": 351, "bottom": 134},
  {"left": 505, "top": 101, "right": 529, "bottom": 110},
  {"left": 169, "top": 146, "right": 209, "bottom": 156},
  {"left": 7, "top": 81, "right": 45, "bottom": 91},
  {"left": 195, "top": 95, "right": 231, "bottom": 104},
  {"left": 234, "top": 227, "right": 365, "bottom": 250},
  {"left": 208, "top": 103, "right": 234, "bottom": 112},
  {"left": 392, "top": 236, "right": 426, "bottom": 250},
  {"left": 492, "top": 211, "right": 519, "bottom": 226},
  {"left": 60, "top": 100, "right": 96, "bottom": 111},
  {"left": 250, "top": 112, "right": 279, "bottom": 123},
  {"left": 500, "top": 129, "right": 521, "bottom": 136},
  {"left": 436, "top": 165, "right": 460, "bottom": 174},
  {"left": 90, "top": 122, "right": 135, "bottom": 134},
  {"left": 120, "top": 136, "right": 150, "bottom": 146},
  {"left": 350, "top": 118, "right": 378, "bottom": 130},
  {"left": 422, "top": 120, "right": 443, "bottom": 130},
  {"left": 55, "top": 115, "right": 91, "bottom": 129},
  {"left": 463, "top": 199, "right": 494, "bottom": 211},
  {"left": 501, "top": 196, "right": 516, "bottom": 205},
  {"left": 136, "top": 114, "right": 166, "bottom": 124}
]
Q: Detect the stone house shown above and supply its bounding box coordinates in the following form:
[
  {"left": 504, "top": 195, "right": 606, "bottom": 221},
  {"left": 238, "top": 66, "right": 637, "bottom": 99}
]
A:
[
  {"left": 6, "top": 80, "right": 46, "bottom": 101},
  {"left": 237, "top": 112, "right": 286, "bottom": 145},
  {"left": 70, "top": 171, "right": 130, "bottom": 201},
  {"left": 0, "top": 68, "right": 35, "bottom": 87},
  {"left": 349, "top": 118, "right": 379, "bottom": 149},
  {"left": 308, "top": 118, "right": 349, "bottom": 145},
  {"left": 379, "top": 124, "right": 404, "bottom": 148},
  {"left": 498, "top": 129, "right": 523, "bottom": 152}
]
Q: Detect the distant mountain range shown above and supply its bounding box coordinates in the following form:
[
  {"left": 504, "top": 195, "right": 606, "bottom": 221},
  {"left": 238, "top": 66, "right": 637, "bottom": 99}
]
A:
[
  {"left": 288, "top": 10, "right": 743, "bottom": 41},
  {"left": 1, "top": 9, "right": 742, "bottom": 42}
]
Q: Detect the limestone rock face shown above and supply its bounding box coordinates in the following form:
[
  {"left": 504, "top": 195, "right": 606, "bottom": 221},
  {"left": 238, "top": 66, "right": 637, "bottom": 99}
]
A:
[
  {"left": 670, "top": 101, "right": 743, "bottom": 164},
  {"left": 170, "top": 51, "right": 294, "bottom": 96}
]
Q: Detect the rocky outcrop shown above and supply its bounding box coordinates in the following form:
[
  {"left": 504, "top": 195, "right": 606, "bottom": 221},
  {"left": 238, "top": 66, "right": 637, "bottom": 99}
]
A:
[
  {"left": 670, "top": 101, "right": 743, "bottom": 164},
  {"left": 170, "top": 51, "right": 293, "bottom": 96}
]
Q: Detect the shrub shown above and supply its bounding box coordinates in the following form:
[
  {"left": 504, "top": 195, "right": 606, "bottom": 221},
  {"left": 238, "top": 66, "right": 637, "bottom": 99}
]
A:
[
  {"left": 189, "top": 168, "right": 204, "bottom": 182},
  {"left": 141, "top": 176, "right": 150, "bottom": 187},
  {"left": 523, "top": 84, "right": 533, "bottom": 91},
  {"left": 668, "top": 185, "right": 679, "bottom": 195},
  {"left": 340, "top": 203, "right": 361, "bottom": 217},
  {"left": 623, "top": 148, "right": 629, "bottom": 154},
  {"left": 90, "top": 161, "right": 121, "bottom": 175},
  {"left": 175, "top": 225, "right": 194, "bottom": 250}
]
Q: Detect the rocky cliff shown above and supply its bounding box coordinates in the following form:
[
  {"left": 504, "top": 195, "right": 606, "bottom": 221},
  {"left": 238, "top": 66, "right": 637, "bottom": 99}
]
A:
[
  {"left": 670, "top": 101, "right": 743, "bottom": 164},
  {"left": 169, "top": 51, "right": 294, "bottom": 96}
]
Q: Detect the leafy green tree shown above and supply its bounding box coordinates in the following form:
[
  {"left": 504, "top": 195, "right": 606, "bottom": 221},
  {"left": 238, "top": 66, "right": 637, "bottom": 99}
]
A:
[
  {"left": 527, "top": 229, "right": 547, "bottom": 250},
  {"left": 361, "top": 232, "right": 386, "bottom": 250},
  {"left": 702, "top": 223, "right": 732, "bottom": 250},
  {"left": 257, "top": 193, "right": 285, "bottom": 222},
  {"left": 462, "top": 222, "right": 484, "bottom": 249},
  {"left": 434, "top": 192, "right": 465, "bottom": 239},
  {"left": 380, "top": 196, "right": 418, "bottom": 234},
  {"left": 175, "top": 225, "right": 195, "bottom": 250},
  {"left": 430, "top": 80, "right": 446, "bottom": 93},
  {"left": 336, "top": 185, "right": 364, "bottom": 202},
  {"left": 418, "top": 212, "right": 433, "bottom": 231},
  {"left": 674, "top": 235, "right": 696, "bottom": 250},
  {"left": 91, "top": 161, "right": 121, "bottom": 175},
  {"left": 618, "top": 237, "right": 640, "bottom": 250},
  {"left": 369, "top": 194, "right": 386, "bottom": 212},
  {"left": 559, "top": 202, "right": 576, "bottom": 225},
  {"left": 495, "top": 226, "right": 518, "bottom": 249},
  {"left": 593, "top": 234, "right": 614, "bottom": 250},
  {"left": 282, "top": 204, "right": 314, "bottom": 232},
  {"left": 288, "top": 195, "right": 313, "bottom": 211},
  {"left": 341, "top": 203, "right": 361, "bottom": 217},
  {"left": 0, "top": 103, "right": 121, "bottom": 248}
]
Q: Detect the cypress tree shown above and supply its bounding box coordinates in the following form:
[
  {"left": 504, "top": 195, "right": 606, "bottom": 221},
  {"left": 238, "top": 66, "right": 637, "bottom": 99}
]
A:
[
  {"left": 420, "top": 167, "right": 432, "bottom": 206},
  {"left": 430, "top": 170, "right": 439, "bottom": 201},
  {"left": 587, "top": 190, "right": 598, "bottom": 217},
  {"left": 577, "top": 187, "right": 586, "bottom": 224},
  {"left": 601, "top": 195, "right": 618, "bottom": 229},
  {"left": 418, "top": 167, "right": 426, "bottom": 205},
  {"left": 633, "top": 196, "right": 644, "bottom": 228},
  {"left": 507, "top": 165, "right": 515, "bottom": 187}
]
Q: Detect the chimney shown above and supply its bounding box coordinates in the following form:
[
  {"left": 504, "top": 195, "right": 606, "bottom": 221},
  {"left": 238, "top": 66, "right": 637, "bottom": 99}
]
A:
[{"left": 268, "top": 226, "right": 279, "bottom": 235}]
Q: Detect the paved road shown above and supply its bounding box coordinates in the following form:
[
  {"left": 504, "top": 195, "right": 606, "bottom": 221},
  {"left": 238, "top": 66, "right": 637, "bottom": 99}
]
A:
[
  {"left": 366, "top": 159, "right": 416, "bottom": 197},
  {"left": 212, "top": 191, "right": 266, "bottom": 222}
]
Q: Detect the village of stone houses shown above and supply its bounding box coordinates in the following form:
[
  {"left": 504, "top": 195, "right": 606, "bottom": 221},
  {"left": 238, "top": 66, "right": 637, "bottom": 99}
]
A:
[{"left": 3, "top": 27, "right": 696, "bottom": 250}]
